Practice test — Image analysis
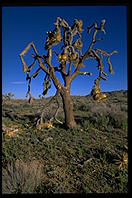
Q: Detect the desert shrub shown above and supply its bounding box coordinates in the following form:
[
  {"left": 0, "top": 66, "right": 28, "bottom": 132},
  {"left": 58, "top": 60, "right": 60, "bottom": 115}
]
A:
[
  {"left": 108, "top": 112, "right": 127, "bottom": 131},
  {"left": 88, "top": 112, "right": 99, "bottom": 124},
  {"left": 2, "top": 159, "right": 43, "bottom": 194},
  {"left": 99, "top": 116, "right": 109, "bottom": 127},
  {"left": 73, "top": 103, "right": 85, "bottom": 111},
  {"left": 78, "top": 104, "right": 86, "bottom": 111},
  {"left": 120, "top": 105, "right": 127, "bottom": 112},
  {"left": 77, "top": 104, "right": 90, "bottom": 112},
  {"left": 88, "top": 112, "right": 109, "bottom": 127}
]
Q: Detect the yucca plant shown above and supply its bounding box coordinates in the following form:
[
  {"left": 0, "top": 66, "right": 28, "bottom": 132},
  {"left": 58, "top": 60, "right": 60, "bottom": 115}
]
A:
[
  {"left": 20, "top": 17, "right": 117, "bottom": 129},
  {"left": 114, "top": 152, "right": 128, "bottom": 170}
]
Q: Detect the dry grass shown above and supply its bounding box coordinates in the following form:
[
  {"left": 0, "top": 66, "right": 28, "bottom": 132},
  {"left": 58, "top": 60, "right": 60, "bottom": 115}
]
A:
[{"left": 2, "top": 159, "right": 43, "bottom": 194}]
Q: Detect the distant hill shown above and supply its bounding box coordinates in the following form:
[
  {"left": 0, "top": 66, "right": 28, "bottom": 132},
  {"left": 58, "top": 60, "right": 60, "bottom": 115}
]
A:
[{"left": 86, "top": 89, "right": 127, "bottom": 97}]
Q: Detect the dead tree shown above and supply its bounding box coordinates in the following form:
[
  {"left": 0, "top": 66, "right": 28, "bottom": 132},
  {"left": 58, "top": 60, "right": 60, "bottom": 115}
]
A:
[{"left": 19, "top": 17, "right": 117, "bottom": 129}]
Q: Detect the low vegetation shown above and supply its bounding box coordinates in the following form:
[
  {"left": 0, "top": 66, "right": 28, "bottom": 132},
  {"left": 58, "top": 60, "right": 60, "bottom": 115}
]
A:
[{"left": 2, "top": 90, "right": 128, "bottom": 194}]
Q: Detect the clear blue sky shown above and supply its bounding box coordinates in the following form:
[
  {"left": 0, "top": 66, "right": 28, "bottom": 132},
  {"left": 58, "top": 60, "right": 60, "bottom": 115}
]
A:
[{"left": 2, "top": 5, "right": 127, "bottom": 98}]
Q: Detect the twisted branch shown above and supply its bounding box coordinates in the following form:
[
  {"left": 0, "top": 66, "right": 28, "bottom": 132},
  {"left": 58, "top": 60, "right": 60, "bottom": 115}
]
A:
[{"left": 36, "top": 90, "right": 62, "bottom": 128}]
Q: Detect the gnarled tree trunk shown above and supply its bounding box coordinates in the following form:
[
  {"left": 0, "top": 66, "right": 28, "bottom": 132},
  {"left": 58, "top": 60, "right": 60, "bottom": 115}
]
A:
[{"left": 60, "top": 87, "right": 77, "bottom": 129}]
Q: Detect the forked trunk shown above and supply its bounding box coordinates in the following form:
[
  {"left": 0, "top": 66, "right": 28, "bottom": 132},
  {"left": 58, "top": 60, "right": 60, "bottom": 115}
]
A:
[{"left": 60, "top": 88, "right": 77, "bottom": 129}]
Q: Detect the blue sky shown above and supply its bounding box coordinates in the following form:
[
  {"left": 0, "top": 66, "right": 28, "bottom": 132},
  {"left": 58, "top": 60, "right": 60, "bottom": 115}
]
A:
[{"left": 2, "top": 6, "right": 127, "bottom": 98}]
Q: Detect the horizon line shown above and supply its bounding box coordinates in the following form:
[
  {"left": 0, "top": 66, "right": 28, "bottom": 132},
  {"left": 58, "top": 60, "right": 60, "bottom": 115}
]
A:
[{"left": 3, "top": 89, "right": 127, "bottom": 100}]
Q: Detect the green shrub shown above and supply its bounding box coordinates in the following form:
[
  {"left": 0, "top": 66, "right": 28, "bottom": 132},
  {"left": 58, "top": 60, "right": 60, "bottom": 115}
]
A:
[
  {"left": 99, "top": 116, "right": 109, "bottom": 128},
  {"left": 108, "top": 113, "right": 127, "bottom": 131}
]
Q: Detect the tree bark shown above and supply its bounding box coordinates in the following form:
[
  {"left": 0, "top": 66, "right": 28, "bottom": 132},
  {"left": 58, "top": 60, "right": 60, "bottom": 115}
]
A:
[{"left": 60, "top": 87, "right": 77, "bottom": 129}]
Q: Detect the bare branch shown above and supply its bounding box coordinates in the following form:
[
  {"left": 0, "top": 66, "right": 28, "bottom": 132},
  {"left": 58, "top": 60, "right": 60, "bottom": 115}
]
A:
[
  {"left": 45, "top": 49, "right": 63, "bottom": 91},
  {"left": 87, "top": 19, "right": 106, "bottom": 35},
  {"left": 95, "top": 48, "right": 118, "bottom": 74},
  {"left": 90, "top": 49, "right": 103, "bottom": 67},
  {"left": 99, "top": 19, "right": 106, "bottom": 34},
  {"left": 50, "top": 95, "right": 63, "bottom": 124},
  {"left": 107, "top": 56, "right": 114, "bottom": 74},
  {"left": 67, "top": 62, "right": 72, "bottom": 76},
  {"left": 31, "top": 68, "right": 41, "bottom": 78},
  {"left": 37, "top": 90, "right": 60, "bottom": 126},
  {"left": 45, "top": 18, "right": 62, "bottom": 49},
  {"left": 19, "top": 42, "right": 49, "bottom": 74},
  {"left": 28, "top": 58, "right": 37, "bottom": 72},
  {"left": 83, "top": 19, "right": 106, "bottom": 61},
  {"left": 78, "top": 71, "right": 92, "bottom": 76}
]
